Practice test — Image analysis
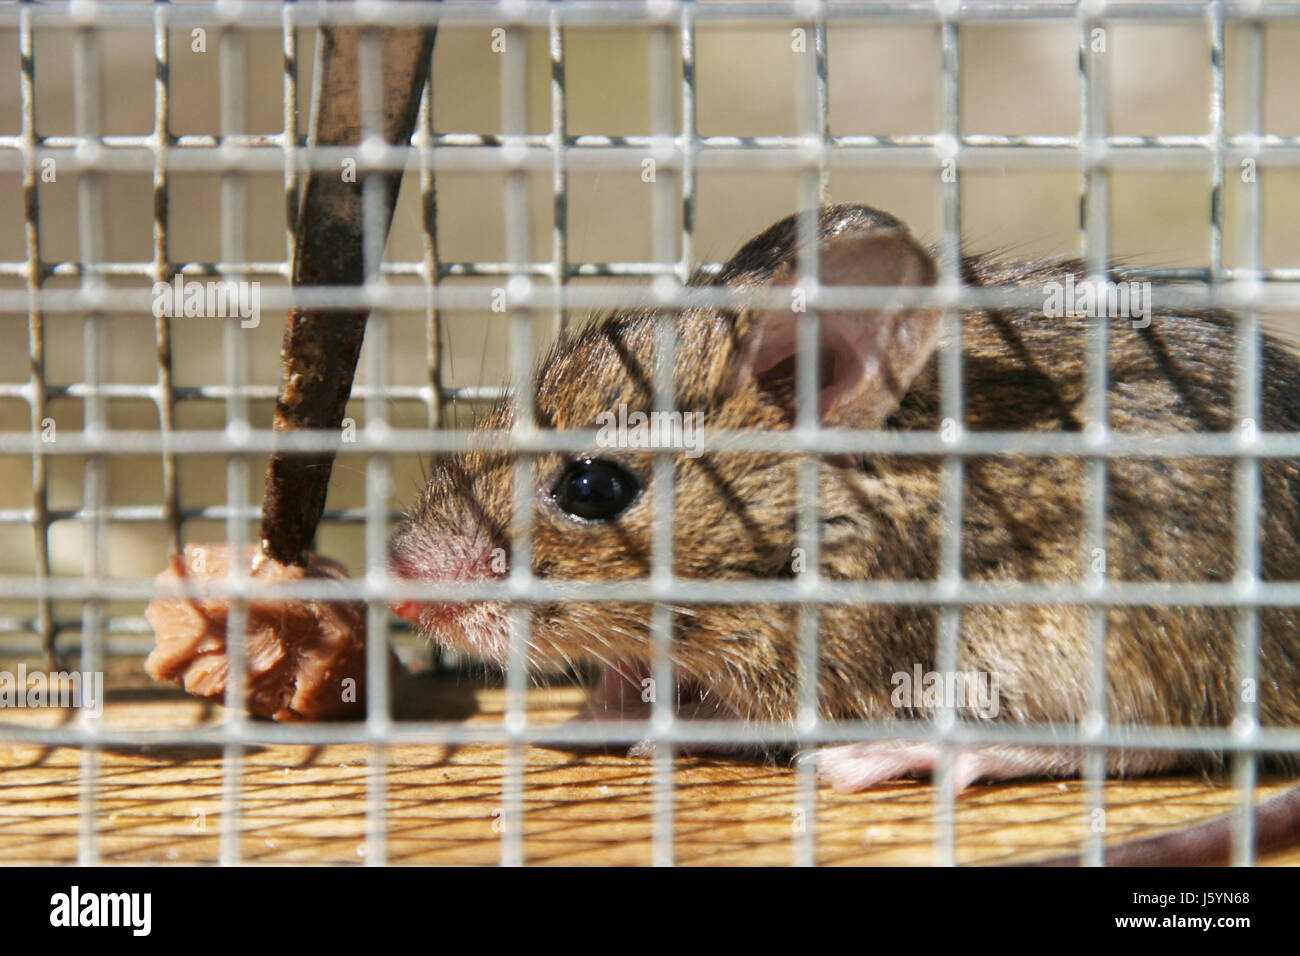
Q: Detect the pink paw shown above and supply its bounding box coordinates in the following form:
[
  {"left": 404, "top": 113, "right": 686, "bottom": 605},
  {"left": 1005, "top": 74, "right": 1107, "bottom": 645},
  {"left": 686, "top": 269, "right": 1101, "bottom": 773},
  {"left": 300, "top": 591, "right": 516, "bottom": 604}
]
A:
[{"left": 815, "top": 741, "right": 1082, "bottom": 793}]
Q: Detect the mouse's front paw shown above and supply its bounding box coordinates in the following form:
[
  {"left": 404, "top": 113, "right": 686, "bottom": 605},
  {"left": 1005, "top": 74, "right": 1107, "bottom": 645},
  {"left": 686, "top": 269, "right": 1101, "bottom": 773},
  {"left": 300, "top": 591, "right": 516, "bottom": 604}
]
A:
[{"left": 815, "top": 741, "right": 1083, "bottom": 793}]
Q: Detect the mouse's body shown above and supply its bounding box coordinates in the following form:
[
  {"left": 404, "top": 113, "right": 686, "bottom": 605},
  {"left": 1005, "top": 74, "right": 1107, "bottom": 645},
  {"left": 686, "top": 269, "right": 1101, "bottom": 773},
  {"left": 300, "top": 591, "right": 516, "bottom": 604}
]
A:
[
  {"left": 390, "top": 204, "right": 1300, "bottom": 860},
  {"left": 812, "top": 250, "right": 1300, "bottom": 788}
]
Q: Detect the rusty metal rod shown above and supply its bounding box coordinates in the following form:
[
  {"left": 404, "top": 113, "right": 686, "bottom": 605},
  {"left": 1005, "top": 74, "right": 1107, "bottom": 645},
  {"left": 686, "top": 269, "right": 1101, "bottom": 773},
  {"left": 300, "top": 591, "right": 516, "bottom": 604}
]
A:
[{"left": 261, "top": 16, "right": 435, "bottom": 566}]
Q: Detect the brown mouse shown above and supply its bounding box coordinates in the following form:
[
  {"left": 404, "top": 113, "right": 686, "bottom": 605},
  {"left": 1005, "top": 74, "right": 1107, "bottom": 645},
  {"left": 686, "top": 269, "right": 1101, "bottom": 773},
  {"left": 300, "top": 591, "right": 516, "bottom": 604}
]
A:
[{"left": 389, "top": 203, "right": 1300, "bottom": 863}]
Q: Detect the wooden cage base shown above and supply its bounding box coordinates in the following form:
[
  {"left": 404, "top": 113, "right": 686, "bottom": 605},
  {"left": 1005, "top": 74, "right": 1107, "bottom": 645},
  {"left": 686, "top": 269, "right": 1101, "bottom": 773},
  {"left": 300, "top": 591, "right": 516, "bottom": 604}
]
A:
[{"left": 0, "top": 660, "right": 1296, "bottom": 866}]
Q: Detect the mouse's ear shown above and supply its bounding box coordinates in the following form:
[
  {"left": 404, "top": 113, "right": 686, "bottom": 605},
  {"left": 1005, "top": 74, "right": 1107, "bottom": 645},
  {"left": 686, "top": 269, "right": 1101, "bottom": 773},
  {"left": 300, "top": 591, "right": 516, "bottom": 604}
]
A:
[{"left": 732, "top": 229, "right": 941, "bottom": 429}]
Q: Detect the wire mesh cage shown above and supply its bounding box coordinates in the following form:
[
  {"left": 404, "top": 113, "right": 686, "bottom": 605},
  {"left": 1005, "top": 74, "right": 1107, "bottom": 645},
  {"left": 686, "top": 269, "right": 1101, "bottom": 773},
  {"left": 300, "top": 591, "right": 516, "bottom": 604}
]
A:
[{"left": 2, "top": 0, "right": 1300, "bottom": 868}]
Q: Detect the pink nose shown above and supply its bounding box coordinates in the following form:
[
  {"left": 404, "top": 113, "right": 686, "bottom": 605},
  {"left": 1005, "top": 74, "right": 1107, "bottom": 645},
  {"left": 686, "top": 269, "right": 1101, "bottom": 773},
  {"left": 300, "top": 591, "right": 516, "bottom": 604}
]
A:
[
  {"left": 390, "top": 600, "right": 425, "bottom": 624},
  {"left": 388, "top": 548, "right": 427, "bottom": 623}
]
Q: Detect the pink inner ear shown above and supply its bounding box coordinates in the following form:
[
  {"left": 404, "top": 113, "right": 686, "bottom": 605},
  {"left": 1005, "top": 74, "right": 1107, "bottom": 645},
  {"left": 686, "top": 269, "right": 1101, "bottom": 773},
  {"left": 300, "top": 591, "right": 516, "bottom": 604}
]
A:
[
  {"left": 749, "top": 315, "right": 866, "bottom": 419},
  {"left": 736, "top": 229, "right": 940, "bottom": 427}
]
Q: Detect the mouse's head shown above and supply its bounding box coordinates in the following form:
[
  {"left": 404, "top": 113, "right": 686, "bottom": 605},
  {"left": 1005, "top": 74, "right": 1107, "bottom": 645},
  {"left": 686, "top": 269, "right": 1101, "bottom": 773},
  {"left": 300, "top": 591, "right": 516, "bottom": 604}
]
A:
[{"left": 389, "top": 204, "right": 942, "bottom": 718}]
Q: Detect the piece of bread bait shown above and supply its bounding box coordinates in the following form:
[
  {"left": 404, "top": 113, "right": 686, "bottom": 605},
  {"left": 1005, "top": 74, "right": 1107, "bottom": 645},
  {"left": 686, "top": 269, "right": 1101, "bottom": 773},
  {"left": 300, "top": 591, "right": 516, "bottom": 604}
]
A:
[{"left": 144, "top": 544, "right": 370, "bottom": 721}]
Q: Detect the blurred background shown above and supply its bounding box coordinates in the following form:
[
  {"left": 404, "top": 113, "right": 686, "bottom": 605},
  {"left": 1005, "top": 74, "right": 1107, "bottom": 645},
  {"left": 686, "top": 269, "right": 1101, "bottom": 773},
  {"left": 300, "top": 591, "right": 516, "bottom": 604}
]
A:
[{"left": 0, "top": 8, "right": 1298, "bottom": 656}]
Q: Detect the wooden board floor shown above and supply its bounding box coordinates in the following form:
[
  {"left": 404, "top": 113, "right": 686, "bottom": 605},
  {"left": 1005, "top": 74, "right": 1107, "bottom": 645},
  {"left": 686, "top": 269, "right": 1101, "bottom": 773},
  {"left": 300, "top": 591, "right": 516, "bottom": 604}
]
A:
[{"left": 0, "top": 660, "right": 1297, "bottom": 866}]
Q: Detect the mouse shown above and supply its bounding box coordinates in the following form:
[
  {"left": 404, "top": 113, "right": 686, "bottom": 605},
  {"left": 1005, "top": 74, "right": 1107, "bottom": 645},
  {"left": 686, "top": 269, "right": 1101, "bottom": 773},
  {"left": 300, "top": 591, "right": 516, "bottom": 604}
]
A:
[{"left": 388, "top": 202, "right": 1300, "bottom": 865}]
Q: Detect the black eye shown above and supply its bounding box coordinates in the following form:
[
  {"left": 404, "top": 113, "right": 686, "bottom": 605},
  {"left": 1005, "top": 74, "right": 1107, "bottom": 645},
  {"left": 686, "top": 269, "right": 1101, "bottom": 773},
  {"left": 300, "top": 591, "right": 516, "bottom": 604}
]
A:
[{"left": 553, "top": 458, "right": 640, "bottom": 522}]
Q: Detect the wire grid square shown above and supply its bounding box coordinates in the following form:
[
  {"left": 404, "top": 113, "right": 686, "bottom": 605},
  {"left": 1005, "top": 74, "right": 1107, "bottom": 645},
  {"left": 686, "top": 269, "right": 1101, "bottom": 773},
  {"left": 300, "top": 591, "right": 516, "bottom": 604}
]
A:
[{"left": 0, "top": 0, "right": 1297, "bottom": 866}]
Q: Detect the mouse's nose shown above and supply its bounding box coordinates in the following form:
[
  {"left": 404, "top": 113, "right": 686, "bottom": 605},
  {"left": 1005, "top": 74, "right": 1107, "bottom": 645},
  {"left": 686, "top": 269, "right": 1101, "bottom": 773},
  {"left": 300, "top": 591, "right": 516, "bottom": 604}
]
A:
[
  {"left": 387, "top": 545, "right": 427, "bottom": 622},
  {"left": 389, "top": 600, "right": 425, "bottom": 624}
]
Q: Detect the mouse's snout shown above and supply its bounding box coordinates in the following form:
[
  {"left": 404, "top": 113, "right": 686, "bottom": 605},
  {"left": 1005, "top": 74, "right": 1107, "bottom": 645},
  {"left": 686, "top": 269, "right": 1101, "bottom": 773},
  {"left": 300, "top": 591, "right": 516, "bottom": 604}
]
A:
[
  {"left": 388, "top": 520, "right": 510, "bottom": 582},
  {"left": 387, "top": 517, "right": 511, "bottom": 639},
  {"left": 387, "top": 543, "right": 431, "bottom": 625}
]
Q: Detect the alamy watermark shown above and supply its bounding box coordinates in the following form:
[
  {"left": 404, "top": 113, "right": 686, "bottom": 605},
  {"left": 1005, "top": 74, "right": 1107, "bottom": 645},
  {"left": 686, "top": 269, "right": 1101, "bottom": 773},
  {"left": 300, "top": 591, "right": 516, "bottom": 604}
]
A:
[
  {"left": 1043, "top": 275, "right": 1151, "bottom": 328},
  {"left": 891, "top": 664, "right": 1000, "bottom": 719},
  {"left": 50, "top": 886, "right": 151, "bottom": 936},
  {"left": 0, "top": 664, "right": 104, "bottom": 717},
  {"left": 595, "top": 404, "right": 705, "bottom": 459},
  {"left": 152, "top": 275, "right": 261, "bottom": 328}
]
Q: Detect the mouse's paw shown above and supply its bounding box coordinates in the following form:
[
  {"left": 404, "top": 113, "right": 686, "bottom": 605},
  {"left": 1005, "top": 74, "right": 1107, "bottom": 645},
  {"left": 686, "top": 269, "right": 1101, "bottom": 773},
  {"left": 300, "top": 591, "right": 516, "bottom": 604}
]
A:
[
  {"left": 814, "top": 740, "right": 942, "bottom": 793},
  {"left": 815, "top": 741, "right": 1082, "bottom": 793}
]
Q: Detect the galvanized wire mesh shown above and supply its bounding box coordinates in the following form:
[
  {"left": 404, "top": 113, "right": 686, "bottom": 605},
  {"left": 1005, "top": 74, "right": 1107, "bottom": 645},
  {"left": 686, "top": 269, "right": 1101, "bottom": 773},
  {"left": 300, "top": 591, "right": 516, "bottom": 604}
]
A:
[{"left": 1, "top": 0, "right": 1299, "bottom": 866}]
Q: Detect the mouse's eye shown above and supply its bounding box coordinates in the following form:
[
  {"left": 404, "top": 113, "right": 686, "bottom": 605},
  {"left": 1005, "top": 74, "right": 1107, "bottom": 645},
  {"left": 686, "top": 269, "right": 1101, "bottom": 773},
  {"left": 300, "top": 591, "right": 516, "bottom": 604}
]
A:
[{"left": 553, "top": 458, "right": 640, "bottom": 522}]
